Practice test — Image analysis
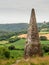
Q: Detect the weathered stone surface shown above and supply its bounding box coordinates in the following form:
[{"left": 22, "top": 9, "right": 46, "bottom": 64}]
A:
[{"left": 24, "top": 8, "right": 42, "bottom": 58}]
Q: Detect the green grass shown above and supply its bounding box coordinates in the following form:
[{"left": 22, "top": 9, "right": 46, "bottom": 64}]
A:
[
  {"left": 0, "top": 39, "right": 25, "bottom": 59},
  {"left": 0, "top": 58, "right": 16, "bottom": 65},
  {"left": 10, "top": 50, "right": 24, "bottom": 59},
  {"left": 0, "top": 39, "right": 49, "bottom": 65},
  {"left": 0, "top": 39, "right": 49, "bottom": 59},
  {"left": 0, "top": 39, "right": 25, "bottom": 49},
  {"left": 6, "top": 39, "right": 25, "bottom": 49},
  {"left": 0, "top": 40, "right": 8, "bottom": 44},
  {"left": 39, "top": 32, "right": 49, "bottom": 34},
  {"left": 0, "top": 39, "right": 49, "bottom": 49},
  {"left": 40, "top": 40, "right": 49, "bottom": 44}
]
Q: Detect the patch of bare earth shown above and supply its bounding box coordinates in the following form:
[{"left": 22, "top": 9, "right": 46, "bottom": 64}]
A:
[{"left": 18, "top": 33, "right": 49, "bottom": 40}]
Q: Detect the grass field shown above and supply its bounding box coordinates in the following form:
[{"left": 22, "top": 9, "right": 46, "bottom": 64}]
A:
[
  {"left": 0, "top": 58, "right": 16, "bottom": 65},
  {"left": 0, "top": 39, "right": 49, "bottom": 59},
  {"left": 39, "top": 32, "right": 49, "bottom": 34},
  {"left": 0, "top": 56, "right": 49, "bottom": 65},
  {"left": 13, "top": 56, "right": 49, "bottom": 65},
  {"left": 0, "top": 39, "right": 49, "bottom": 65},
  {"left": 0, "top": 39, "right": 25, "bottom": 49},
  {"left": 40, "top": 40, "right": 49, "bottom": 44},
  {"left": 0, "top": 39, "right": 49, "bottom": 49},
  {"left": 0, "top": 40, "right": 8, "bottom": 44}
]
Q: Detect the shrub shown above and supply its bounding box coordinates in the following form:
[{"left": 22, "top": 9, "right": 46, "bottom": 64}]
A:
[
  {"left": 9, "top": 37, "right": 20, "bottom": 43},
  {"left": 43, "top": 45, "right": 49, "bottom": 52},
  {"left": 42, "top": 44, "right": 49, "bottom": 53},
  {"left": 0, "top": 47, "right": 10, "bottom": 59},
  {"left": 48, "top": 52, "right": 49, "bottom": 55},
  {"left": 22, "top": 38, "right": 26, "bottom": 39},
  {"left": 8, "top": 45, "right": 16, "bottom": 50},
  {"left": 40, "top": 36, "right": 47, "bottom": 40},
  {"left": 4, "top": 50, "right": 10, "bottom": 58}
]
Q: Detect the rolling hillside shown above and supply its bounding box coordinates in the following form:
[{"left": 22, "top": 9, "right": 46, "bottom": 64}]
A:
[
  {"left": 0, "top": 22, "right": 49, "bottom": 32},
  {"left": 0, "top": 23, "right": 28, "bottom": 32}
]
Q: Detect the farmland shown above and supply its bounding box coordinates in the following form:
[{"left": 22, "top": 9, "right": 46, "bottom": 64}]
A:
[
  {"left": 0, "top": 33, "right": 49, "bottom": 65},
  {"left": 0, "top": 39, "right": 49, "bottom": 55},
  {"left": 0, "top": 39, "right": 49, "bottom": 48}
]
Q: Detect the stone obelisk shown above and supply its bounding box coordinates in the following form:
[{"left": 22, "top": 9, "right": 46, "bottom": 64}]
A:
[{"left": 24, "top": 8, "right": 42, "bottom": 58}]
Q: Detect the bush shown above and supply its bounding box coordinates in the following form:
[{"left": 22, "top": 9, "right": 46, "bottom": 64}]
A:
[
  {"left": 0, "top": 47, "right": 10, "bottom": 59},
  {"left": 21, "top": 38, "right": 26, "bottom": 39},
  {"left": 40, "top": 36, "right": 47, "bottom": 40},
  {"left": 8, "top": 45, "right": 16, "bottom": 50},
  {"left": 42, "top": 44, "right": 49, "bottom": 53},
  {"left": 4, "top": 50, "right": 10, "bottom": 58},
  {"left": 9, "top": 37, "right": 20, "bottom": 43}
]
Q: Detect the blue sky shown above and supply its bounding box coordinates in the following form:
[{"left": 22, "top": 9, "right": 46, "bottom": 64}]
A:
[{"left": 0, "top": 0, "right": 49, "bottom": 24}]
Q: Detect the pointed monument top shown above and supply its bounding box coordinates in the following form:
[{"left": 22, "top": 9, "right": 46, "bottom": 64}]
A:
[
  {"left": 31, "top": 8, "right": 35, "bottom": 13},
  {"left": 32, "top": 8, "right": 35, "bottom": 11},
  {"left": 31, "top": 8, "right": 35, "bottom": 17},
  {"left": 30, "top": 8, "right": 36, "bottom": 24},
  {"left": 24, "top": 8, "right": 42, "bottom": 58}
]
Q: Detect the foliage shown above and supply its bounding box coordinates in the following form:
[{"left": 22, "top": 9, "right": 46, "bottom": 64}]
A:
[
  {"left": 0, "top": 59, "right": 16, "bottom": 65},
  {"left": 4, "top": 50, "right": 10, "bottom": 58},
  {"left": 9, "top": 37, "right": 20, "bottom": 43},
  {"left": 42, "top": 44, "right": 49, "bottom": 53},
  {"left": 0, "top": 22, "right": 49, "bottom": 34},
  {"left": 10, "top": 50, "right": 24, "bottom": 59},
  {"left": 0, "top": 31, "right": 17, "bottom": 41},
  {"left": 0, "top": 39, "right": 49, "bottom": 60},
  {"left": 0, "top": 47, "right": 10, "bottom": 59},
  {"left": 30, "top": 62, "right": 36, "bottom": 65},
  {"left": 8, "top": 45, "right": 16, "bottom": 50},
  {"left": 0, "top": 23, "right": 28, "bottom": 33},
  {"left": 40, "top": 36, "right": 47, "bottom": 40}
]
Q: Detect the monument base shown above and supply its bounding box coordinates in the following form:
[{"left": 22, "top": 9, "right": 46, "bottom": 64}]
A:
[{"left": 24, "top": 43, "right": 43, "bottom": 58}]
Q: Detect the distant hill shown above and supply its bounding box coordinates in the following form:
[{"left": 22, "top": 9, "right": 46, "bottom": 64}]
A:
[
  {"left": 0, "top": 23, "right": 28, "bottom": 32},
  {"left": 0, "top": 22, "right": 49, "bottom": 32},
  {"left": 40, "top": 22, "right": 49, "bottom": 32}
]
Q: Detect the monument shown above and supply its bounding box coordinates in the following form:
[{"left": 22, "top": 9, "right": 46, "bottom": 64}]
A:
[{"left": 24, "top": 8, "right": 42, "bottom": 58}]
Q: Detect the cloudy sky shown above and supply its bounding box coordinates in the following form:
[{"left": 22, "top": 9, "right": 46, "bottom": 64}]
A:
[{"left": 0, "top": 0, "right": 49, "bottom": 24}]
